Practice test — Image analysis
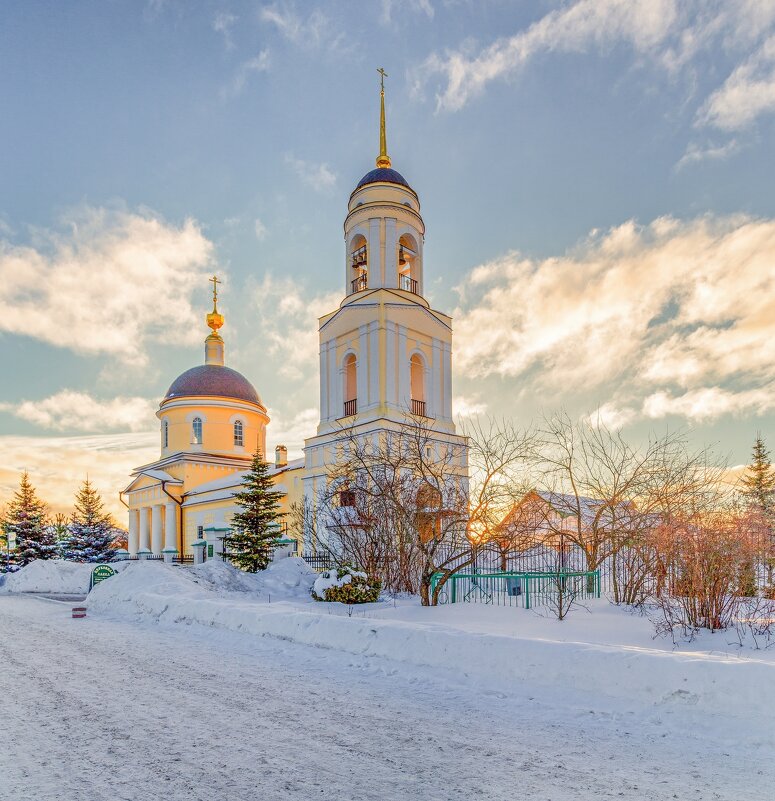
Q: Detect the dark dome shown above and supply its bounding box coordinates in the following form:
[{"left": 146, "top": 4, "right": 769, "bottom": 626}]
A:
[
  {"left": 356, "top": 167, "right": 411, "bottom": 190},
  {"left": 164, "top": 365, "right": 262, "bottom": 406}
]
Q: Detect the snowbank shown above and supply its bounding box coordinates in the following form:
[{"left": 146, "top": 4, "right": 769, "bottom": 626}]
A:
[
  {"left": 86, "top": 560, "right": 775, "bottom": 726},
  {"left": 1, "top": 560, "right": 99, "bottom": 594}
]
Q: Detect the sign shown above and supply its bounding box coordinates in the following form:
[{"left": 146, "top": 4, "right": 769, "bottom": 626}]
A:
[
  {"left": 90, "top": 564, "right": 116, "bottom": 590},
  {"left": 207, "top": 544, "right": 214, "bottom": 558}
]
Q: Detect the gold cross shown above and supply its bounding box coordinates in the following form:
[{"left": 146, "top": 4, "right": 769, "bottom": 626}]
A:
[
  {"left": 377, "top": 66, "right": 388, "bottom": 91},
  {"left": 210, "top": 275, "right": 221, "bottom": 304}
]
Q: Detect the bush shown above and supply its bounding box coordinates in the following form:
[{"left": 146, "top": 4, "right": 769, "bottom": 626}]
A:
[{"left": 311, "top": 565, "right": 381, "bottom": 603}]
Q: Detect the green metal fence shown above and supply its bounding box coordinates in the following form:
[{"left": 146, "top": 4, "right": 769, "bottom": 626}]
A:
[{"left": 430, "top": 570, "right": 601, "bottom": 610}]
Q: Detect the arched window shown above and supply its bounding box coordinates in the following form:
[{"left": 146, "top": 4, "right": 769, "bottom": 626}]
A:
[
  {"left": 192, "top": 417, "right": 203, "bottom": 445},
  {"left": 398, "top": 233, "right": 419, "bottom": 294},
  {"left": 162, "top": 420, "right": 169, "bottom": 449},
  {"left": 234, "top": 420, "right": 244, "bottom": 447},
  {"left": 350, "top": 234, "right": 367, "bottom": 294},
  {"left": 410, "top": 354, "right": 426, "bottom": 417},
  {"left": 343, "top": 354, "right": 357, "bottom": 416}
]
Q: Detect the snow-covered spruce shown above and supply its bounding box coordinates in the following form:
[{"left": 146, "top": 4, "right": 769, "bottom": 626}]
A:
[
  {"left": 311, "top": 565, "right": 381, "bottom": 603},
  {"left": 60, "top": 479, "right": 116, "bottom": 562}
]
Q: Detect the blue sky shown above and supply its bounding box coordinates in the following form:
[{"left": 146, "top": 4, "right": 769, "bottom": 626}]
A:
[{"left": 2, "top": 0, "right": 775, "bottom": 516}]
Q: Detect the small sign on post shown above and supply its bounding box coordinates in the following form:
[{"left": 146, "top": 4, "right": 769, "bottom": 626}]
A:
[{"left": 89, "top": 564, "right": 116, "bottom": 591}]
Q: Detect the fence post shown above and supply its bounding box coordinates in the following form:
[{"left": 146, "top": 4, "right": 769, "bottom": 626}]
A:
[
  {"left": 451, "top": 575, "right": 457, "bottom": 604},
  {"left": 524, "top": 576, "right": 530, "bottom": 609},
  {"left": 596, "top": 569, "right": 601, "bottom": 598}
]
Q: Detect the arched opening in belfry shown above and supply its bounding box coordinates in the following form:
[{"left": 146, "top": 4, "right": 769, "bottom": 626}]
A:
[
  {"left": 343, "top": 353, "right": 357, "bottom": 416},
  {"left": 398, "top": 233, "right": 419, "bottom": 294},
  {"left": 350, "top": 234, "right": 368, "bottom": 294},
  {"left": 410, "top": 353, "right": 426, "bottom": 417}
]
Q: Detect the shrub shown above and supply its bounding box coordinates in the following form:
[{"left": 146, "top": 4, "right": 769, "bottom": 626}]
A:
[{"left": 311, "top": 565, "right": 381, "bottom": 603}]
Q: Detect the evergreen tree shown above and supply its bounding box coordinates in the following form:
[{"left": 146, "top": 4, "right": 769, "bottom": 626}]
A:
[
  {"left": 2, "top": 472, "right": 56, "bottom": 564},
  {"left": 61, "top": 479, "right": 116, "bottom": 562},
  {"left": 740, "top": 435, "right": 775, "bottom": 513},
  {"left": 222, "top": 449, "right": 285, "bottom": 572}
]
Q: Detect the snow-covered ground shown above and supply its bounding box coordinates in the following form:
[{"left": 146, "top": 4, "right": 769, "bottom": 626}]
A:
[
  {"left": 2, "top": 559, "right": 773, "bottom": 799},
  {"left": 0, "top": 558, "right": 129, "bottom": 594}
]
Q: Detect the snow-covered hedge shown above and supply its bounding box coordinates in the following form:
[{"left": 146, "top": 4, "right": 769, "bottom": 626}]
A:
[{"left": 311, "top": 565, "right": 381, "bottom": 603}]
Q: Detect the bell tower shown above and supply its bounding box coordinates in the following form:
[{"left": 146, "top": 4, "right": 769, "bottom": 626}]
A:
[{"left": 304, "top": 70, "right": 468, "bottom": 515}]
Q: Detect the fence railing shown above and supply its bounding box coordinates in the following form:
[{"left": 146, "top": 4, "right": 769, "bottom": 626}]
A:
[
  {"left": 301, "top": 552, "right": 338, "bottom": 572},
  {"left": 430, "top": 570, "right": 601, "bottom": 610}
]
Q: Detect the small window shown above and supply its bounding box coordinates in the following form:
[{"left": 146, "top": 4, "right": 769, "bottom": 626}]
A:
[
  {"left": 234, "top": 420, "right": 244, "bottom": 447},
  {"left": 192, "top": 417, "right": 203, "bottom": 445},
  {"left": 162, "top": 420, "right": 169, "bottom": 449},
  {"left": 339, "top": 490, "right": 356, "bottom": 507},
  {"left": 197, "top": 525, "right": 204, "bottom": 539}
]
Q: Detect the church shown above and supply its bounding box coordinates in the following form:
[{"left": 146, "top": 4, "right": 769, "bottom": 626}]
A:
[{"left": 122, "top": 77, "right": 469, "bottom": 559}]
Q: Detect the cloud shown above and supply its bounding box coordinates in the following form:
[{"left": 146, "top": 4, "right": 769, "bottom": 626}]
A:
[
  {"left": 0, "top": 206, "right": 215, "bottom": 366},
  {"left": 221, "top": 50, "right": 271, "bottom": 98},
  {"left": 254, "top": 218, "right": 268, "bottom": 241},
  {"left": 266, "top": 406, "right": 319, "bottom": 461},
  {"left": 643, "top": 386, "right": 775, "bottom": 422},
  {"left": 1, "top": 391, "right": 157, "bottom": 433},
  {"left": 453, "top": 395, "right": 487, "bottom": 420},
  {"left": 454, "top": 213, "right": 775, "bottom": 424},
  {"left": 698, "top": 34, "right": 775, "bottom": 131},
  {"left": 414, "top": 0, "right": 775, "bottom": 143},
  {"left": 284, "top": 154, "right": 337, "bottom": 192},
  {"left": 675, "top": 138, "right": 740, "bottom": 169},
  {"left": 259, "top": 3, "right": 342, "bottom": 51},
  {"left": 415, "top": 0, "right": 678, "bottom": 112},
  {"left": 250, "top": 274, "right": 340, "bottom": 382},
  {"left": 0, "top": 432, "right": 158, "bottom": 520},
  {"left": 380, "top": 0, "right": 434, "bottom": 26},
  {"left": 213, "top": 11, "right": 237, "bottom": 49}
]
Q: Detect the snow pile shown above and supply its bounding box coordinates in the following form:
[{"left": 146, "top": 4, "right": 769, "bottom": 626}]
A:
[
  {"left": 190, "top": 560, "right": 264, "bottom": 593},
  {"left": 0, "top": 559, "right": 117, "bottom": 594},
  {"left": 312, "top": 566, "right": 366, "bottom": 597},
  {"left": 252, "top": 557, "right": 316, "bottom": 599}
]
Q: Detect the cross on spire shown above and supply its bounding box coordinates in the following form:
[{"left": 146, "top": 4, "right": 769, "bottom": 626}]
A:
[
  {"left": 376, "top": 67, "right": 391, "bottom": 168},
  {"left": 210, "top": 275, "right": 221, "bottom": 308},
  {"left": 377, "top": 66, "right": 388, "bottom": 92}
]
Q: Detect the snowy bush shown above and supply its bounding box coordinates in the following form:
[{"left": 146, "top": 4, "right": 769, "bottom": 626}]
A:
[{"left": 311, "top": 565, "right": 381, "bottom": 603}]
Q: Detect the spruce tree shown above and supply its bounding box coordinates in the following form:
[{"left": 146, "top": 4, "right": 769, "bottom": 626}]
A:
[
  {"left": 222, "top": 449, "right": 285, "bottom": 572},
  {"left": 2, "top": 472, "right": 56, "bottom": 564},
  {"left": 62, "top": 479, "right": 116, "bottom": 562},
  {"left": 740, "top": 435, "right": 775, "bottom": 513}
]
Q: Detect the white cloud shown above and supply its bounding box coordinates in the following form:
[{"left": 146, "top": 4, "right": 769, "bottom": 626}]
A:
[
  {"left": 284, "top": 154, "right": 337, "bottom": 192},
  {"left": 1, "top": 391, "right": 157, "bottom": 433},
  {"left": 0, "top": 206, "right": 215, "bottom": 365},
  {"left": 698, "top": 34, "right": 775, "bottom": 130},
  {"left": 213, "top": 11, "right": 237, "bottom": 49},
  {"left": 254, "top": 218, "right": 268, "bottom": 241},
  {"left": 222, "top": 50, "right": 271, "bottom": 99},
  {"left": 643, "top": 386, "right": 775, "bottom": 422},
  {"left": 455, "top": 213, "right": 775, "bottom": 424},
  {"left": 380, "top": 0, "right": 434, "bottom": 26},
  {"left": 259, "top": 3, "right": 342, "bottom": 51},
  {"left": 416, "top": 0, "right": 678, "bottom": 112},
  {"left": 266, "top": 406, "right": 319, "bottom": 461},
  {"left": 250, "top": 274, "right": 340, "bottom": 382},
  {"left": 0, "top": 432, "right": 158, "bottom": 520},
  {"left": 675, "top": 138, "right": 740, "bottom": 169},
  {"left": 453, "top": 395, "right": 487, "bottom": 420},
  {"left": 585, "top": 403, "right": 637, "bottom": 430}
]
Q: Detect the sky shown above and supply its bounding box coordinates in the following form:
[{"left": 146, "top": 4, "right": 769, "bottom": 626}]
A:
[{"left": 2, "top": 0, "right": 775, "bottom": 520}]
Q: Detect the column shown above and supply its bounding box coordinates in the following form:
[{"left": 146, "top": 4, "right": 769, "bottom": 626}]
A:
[
  {"left": 127, "top": 508, "right": 139, "bottom": 556},
  {"left": 397, "top": 325, "right": 409, "bottom": 408},
  {"left": 151, "top": 505, "right": 163, "bottom": 554},
  {"left": 164, "top": 502, "right": 178, "bottom": 552},
  {"left": 139, "top": 507, "right": 150, "bottom": 551}
]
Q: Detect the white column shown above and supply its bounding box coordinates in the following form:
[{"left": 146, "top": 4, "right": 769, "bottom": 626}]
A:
[
  {"left": 128, "top": 508, "right": 139, "bottom": 556},
  {"left": 385, "top": 218, "right": 398, "bottom": 288},
  {"left": 139, "top": 507, "right": 150, "bottom": 551},
  {"left": 357, "top": 324, "right": 368, "bottom": 408},
  {"left": 443, "top": 342, "right": 453, "bottom": 420},
  {"left": 151, "top": 504, "right": 163, "bottom": 555},
  {"left": 398, "top": 325, "right": 409, "bottom": 409},
  {"left": 385, "top": 320, "right": 396, "bottom": 407},
  {"left": 369, "top": 218, "right": 381, "bottom": 287},
  {"left": 319, "top": 342, "right": 329, "bottom": 422},
  {"left": 368, "top": 321, "right": 379, "bottom": 408},
  {"left": 431, "top": 338, "right": 442, "bottom": 419},
  {"left": 164, "top": 502, "right": 178, "bottom": 552}
]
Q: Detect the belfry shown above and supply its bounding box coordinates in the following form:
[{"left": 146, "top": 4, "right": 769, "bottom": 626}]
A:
[{"left": 302, "top": 70, "right": 469, "bottom": 523}]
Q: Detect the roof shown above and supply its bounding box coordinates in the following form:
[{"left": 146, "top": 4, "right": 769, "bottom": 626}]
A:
[
  {"left": 355, "top": 167, "right": 411, "bottom": 190},
  {"left": 164, "top": 364, "right": 262, "bottom": 406}
]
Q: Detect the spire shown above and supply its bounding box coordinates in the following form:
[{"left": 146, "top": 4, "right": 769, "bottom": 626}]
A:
[
  {"left": 205, "top": 275, "right": 225, "bottom": 366},
  {"left": 376, "top": 67, "right": 391, "bottom": 169}
]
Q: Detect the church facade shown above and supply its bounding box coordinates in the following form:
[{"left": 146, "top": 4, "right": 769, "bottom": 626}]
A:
[{"left": 123, "top": 81, "right": 468, "bottom": 559}]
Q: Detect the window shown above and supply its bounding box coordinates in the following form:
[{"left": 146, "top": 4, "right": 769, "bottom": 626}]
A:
[
  {"left": 162, "top": 420, "right": 169, "bottom": 449},
  {"left": 234, "top": 420, "right": 244, "bottom": 447},
  {"left": 192, "top": 417, "right": 203, "bottom": 445},
  {"left": 343, "top": 354, "right": 357, "bottom": 416},
  {"left": 350, "top": 234, "right": 367, "bottom": 294},
  {"left": 398, "top": 233, "right": 419, "bottom": 294},
  {"left": 410, "top": 354, "right": 426, "bottom": 417},
  {"left": 339, "top": 490, "right": 356, "bottom": 507}
]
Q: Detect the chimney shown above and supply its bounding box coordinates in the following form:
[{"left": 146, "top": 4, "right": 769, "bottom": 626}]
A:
[{"left": 275, "top": 445, "right": 288, "bottom": 468}]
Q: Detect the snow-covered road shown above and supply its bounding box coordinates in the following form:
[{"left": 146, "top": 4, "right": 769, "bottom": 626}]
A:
[{"left": 0, "top": 595, "right": 769, "bottom": 801}]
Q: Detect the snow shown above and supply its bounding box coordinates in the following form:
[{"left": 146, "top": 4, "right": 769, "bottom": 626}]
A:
[
  {"left": 0, "top": 558, "right": 128, "bottom": 594},
  {"left": 83, "top": 559, "right": 775, "bottom": 730},
  {"left": 0, "top": 593, "right": 771, "bottom": 800},
  {"left": 312, "top": 565, "right": 366, "bottom": 598}
]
